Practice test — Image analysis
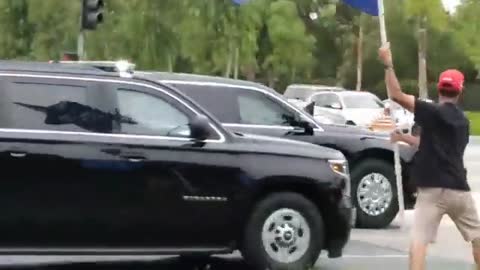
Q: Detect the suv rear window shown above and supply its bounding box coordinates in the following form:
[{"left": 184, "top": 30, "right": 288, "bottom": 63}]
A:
[{"left": 2, "top": 82, "right": 101, "bottom": 133}]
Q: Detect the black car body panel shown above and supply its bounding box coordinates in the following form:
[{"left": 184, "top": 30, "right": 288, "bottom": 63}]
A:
[
  {"left": 0, "top": 62, "right": 351, "bottom": 264},
  {"left": 138, "top": 71, "right": 418, "bottom": 228}
]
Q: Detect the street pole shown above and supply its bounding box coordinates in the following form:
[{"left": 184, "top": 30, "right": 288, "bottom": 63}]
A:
[
  {"left": 418, "top": 23, "right": 428, "bottom": 100},
  {"left": 356, "top": 17, "right": 364, "bottom": 91},
  {"left": 78, "top": 2, "right": 85, "bottom": 61},
  {"left": 77, "top": 29, "right": 85, "bottom": 60}
]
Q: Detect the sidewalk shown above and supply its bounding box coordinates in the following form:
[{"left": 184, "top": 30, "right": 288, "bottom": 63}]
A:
[{"left": 351, "top": 192, "right": 480, "bottom": 264}]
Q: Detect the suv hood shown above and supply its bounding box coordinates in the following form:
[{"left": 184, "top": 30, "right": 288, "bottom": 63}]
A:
[
  {"left": 343, "top": 109, "right": 384, "bottom": 126},
  {"left": 321, "top": 123, "right": 389, "bottom": 138},
  {"left": 231, "top": 133, "right": 345, "bottom": 161},
  {"left": 319, "top": 123, "right": 417, "bottom": 162}
]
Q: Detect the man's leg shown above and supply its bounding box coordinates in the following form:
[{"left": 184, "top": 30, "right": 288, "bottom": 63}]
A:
[
  {"left": 447, "top": 190, "right": 480, "bottom": 269},
  {"left": 472, "top": 238, "right": 480, "bottom": 269},
  {"left": 410, "top": 188, "right": 445, "bottom": 270},
  {"left": 409, "top": 240, "right": 429, "bottom": 270}
]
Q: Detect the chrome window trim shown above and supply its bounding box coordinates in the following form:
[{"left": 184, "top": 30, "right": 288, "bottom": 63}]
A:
[
  {"left": 224, "top": 123, "right": 294, "bottom": 130},
  {"left": 159, "top": 80, "right": 324, "bottom": 132},
  {"left": 0, "top": 73, "right": 226, "bottom": 143},
  {"left": 223, "top": 123, "right": 322, "bottom": 132},
  {"left": 0, "top": 128, "right": 222, "bottom": 145}
]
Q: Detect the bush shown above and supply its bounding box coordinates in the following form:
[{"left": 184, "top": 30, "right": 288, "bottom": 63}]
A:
[{"left": 467, "top": 112, "right": 480, "bottom": 136}]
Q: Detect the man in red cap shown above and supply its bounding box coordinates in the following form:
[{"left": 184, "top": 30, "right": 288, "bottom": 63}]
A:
[{"left": 379, "top": 43, "right": 480, "bottom": 270}]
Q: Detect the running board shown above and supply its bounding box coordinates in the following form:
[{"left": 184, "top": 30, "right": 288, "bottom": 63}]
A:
[{"left": 0, "top": 247, "right": 232, "bottom": 255}]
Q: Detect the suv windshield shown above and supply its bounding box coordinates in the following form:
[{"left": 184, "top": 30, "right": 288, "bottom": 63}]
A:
[{"left": 342, "top": 94, "right": 384, "bottom": 109}]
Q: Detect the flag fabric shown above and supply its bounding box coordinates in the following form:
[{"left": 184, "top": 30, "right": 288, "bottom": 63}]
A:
[
  {"left": 342, "top": 0, "right": 379, "bottom": 16},
  {"left": 232, "top": 0, "right": 249, "bottom": 5}
]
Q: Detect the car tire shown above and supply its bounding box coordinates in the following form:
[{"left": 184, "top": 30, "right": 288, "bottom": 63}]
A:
[
  {"left": 241, "top": 192, "right": 324, "bottom": 270},
  {"left": 351, "top": 159, "right": 398, "bottom": 229}
]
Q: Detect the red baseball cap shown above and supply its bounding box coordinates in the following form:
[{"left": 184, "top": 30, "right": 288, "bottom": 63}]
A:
[{"left": 437, "top": 69, "right": 464, "bottom": 93}]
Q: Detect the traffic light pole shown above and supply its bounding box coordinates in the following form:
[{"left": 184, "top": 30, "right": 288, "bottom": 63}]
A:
[
  {"left": 77, "top": 29, "right": 85, "bottom": 60},
  {"left": 78, "top": 0, "right": 104, "bottom": 60},
  {"left": 77, "top": 4, "right": 85, "bottom": 61}
]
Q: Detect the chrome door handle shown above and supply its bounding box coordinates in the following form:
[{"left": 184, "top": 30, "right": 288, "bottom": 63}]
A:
[
  {"left": 10, "top": 152, "right": 26, "bottom": 158},
  {"left": 122, "top": 155, "right": 145, "bottom": 163},
  {"left": 127, "top": 158, "right": 144, "bottom": 163}
]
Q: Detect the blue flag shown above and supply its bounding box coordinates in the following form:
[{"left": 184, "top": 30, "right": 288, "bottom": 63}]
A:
[
  {"left": 342, "top": 0, "right": 379, "bottom": 16},
  {"left": 232, "top": 0, "right": 249, "bottom": 5}
]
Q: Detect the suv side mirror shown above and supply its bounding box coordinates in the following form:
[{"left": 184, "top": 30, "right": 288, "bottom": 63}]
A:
[
  {"left": 303, "top": 101, "right": 315, "bottom": 116},
  {"left": 299, "top": 120, "right": 315, "bottom": 135},
  {"left": 190, "top": 115, "right": 212, "bottom": 141}
]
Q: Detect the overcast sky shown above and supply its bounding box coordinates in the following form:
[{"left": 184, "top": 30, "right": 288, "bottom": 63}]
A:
[{"left": 442, "top": 0, "right": 461, "bottom": 12}]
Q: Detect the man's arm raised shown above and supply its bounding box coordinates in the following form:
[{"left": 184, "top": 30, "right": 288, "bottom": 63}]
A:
[{"left": 379, "top": 43, "right": 416, "bottom": 112}]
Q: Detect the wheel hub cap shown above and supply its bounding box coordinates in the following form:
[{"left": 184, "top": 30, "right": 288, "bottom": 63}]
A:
[
  {"left": 357, "top": 173, "right": 393, "bottom": 216},
  {"left": 275, "top": 223, "right": 296, "bottom": 247},
  {"left": 262, "top": 209, "right": 311, "bottom": 263}
]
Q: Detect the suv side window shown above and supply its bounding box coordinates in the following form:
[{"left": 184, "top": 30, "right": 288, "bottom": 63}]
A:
[
  {"left": 170, "top": 84, "right": 239, "bottom": 123},
  {"left": 116, "top": 88, "right": 191, "bottom": 137},
  {"left": 311, "top": 94, "right": 328, "bottom": 107},
  {"left": 236, "top": 90, "right": 296, "bottom": 126},
  {"left": 171, "top": 83, "right": 305, "bottom": 127},
  {"left": 313, "top": 93, "right": 340, "bottom": 108},
  {"left": 1, "top": 80, "right": 113, "bottom": 133}
]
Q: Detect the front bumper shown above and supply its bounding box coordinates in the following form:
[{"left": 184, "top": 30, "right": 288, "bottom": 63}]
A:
[{"left": 324, "top": 196, "right": 354, "bottom": 258}]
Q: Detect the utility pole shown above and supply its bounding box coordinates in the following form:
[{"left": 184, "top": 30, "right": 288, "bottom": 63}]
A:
[
  {"left": 356, "top": 17, "right": 364, "bottom": 91},
  {"left": 77, "top": 29, "right": 85, "bottom": 60},
  {"left": 418, "top": 17, "right": 428, "bottom": 100},
  {"left": 78, "top": 0, "right": 104, "bottom": 60}
]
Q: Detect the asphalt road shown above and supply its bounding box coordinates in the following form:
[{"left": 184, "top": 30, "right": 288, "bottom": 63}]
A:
[{"left": 2, "top": 140, "right": 480, "bottom": 270}]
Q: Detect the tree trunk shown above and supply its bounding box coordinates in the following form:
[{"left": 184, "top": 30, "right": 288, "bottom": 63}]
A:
[
  {"left": 267, "top": 71, "right": 275, "bottom": 88},
  {"left": 291, "top": 66, "right": 296, "bottom": 82},
  {"left": 356, "top": 23, "right": 363, "bottom": 91},
  {"left": 245, "top": 65, "right": 256, "bottom": 81},
  {"left": 234, "top": 46, "right": 239, "bottom": 79},
  {"left": 418, "top": 21, "right": 428, "bottom": 99},
  {"left": 225, "top": 41, "right": 233, "bottom": 78},
  {"left": 167, "top": 54, "right": 173, "bottom": 72}
]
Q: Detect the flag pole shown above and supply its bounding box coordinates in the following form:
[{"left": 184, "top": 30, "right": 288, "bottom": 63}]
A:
[{"left": 377, "top": 0, "right": 405, "bottom": 229}]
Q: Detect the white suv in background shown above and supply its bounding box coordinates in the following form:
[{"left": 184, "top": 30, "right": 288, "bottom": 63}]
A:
[{"left": 284, "top": 85, "right": 385, "bottom": 127}]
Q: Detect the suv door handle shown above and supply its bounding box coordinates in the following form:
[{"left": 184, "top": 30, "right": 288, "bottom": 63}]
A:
[
  {"left": 121, "top": 156, "right": 146, "bottom": 163},
  {"left": 10, "top": 152, "right": 27, "bottom": 158},
  {"left": 127, "top": 158, "right": 144, "bottom": 163}
]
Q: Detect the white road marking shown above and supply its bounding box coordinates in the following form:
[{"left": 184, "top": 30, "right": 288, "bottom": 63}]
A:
[{"left": 342, "top": 254, "right": 408, "bottom": 258}]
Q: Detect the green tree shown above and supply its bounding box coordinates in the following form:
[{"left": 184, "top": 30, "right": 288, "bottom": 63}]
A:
[
  {"left": 27, "top": 0, "right": 80, "bottom": 60},
  {"left": 177, "top": 0, "right": 265, "bottom": 78},
  {"left": 0, "top": 0, "right": 33, "bottom": 59},
  {"left": 454, "top": 0, "right": 480, "bottom": 73},
  {"left": 263, "top": 0, "right": 316, "bottom": 88},
  {"left": 405, "top": 0, "right": 449, "bottom": 98}
]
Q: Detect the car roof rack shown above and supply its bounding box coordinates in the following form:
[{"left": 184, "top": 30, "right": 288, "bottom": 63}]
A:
[
  {"left": 58, "top": 60, "right": 136, "bottom": 78},
  {"left": 287, "top": 84, "right": 345, "bottom": 91}
]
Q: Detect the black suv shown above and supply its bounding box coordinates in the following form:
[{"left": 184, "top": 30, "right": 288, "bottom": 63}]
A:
[
  {"left": 0, "top": 61, "right": 352, "bottom": 270},
  {"left": 139, "top": 71, "right": 418, "bottom": 229}
]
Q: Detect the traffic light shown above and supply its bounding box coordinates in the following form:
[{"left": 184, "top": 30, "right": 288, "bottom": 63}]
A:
[{"left": 81, "top": 0, "right": 104, "bottom": 30}]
